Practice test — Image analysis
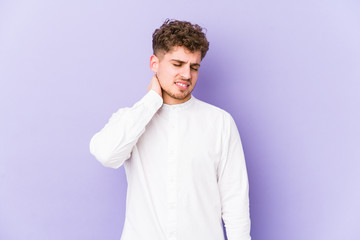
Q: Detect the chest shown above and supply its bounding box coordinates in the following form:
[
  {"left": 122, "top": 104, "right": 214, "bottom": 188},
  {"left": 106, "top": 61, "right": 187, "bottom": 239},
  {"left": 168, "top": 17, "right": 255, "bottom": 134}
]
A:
[{"left": 136, "top": 112, "right": 223, "bottom": 171}]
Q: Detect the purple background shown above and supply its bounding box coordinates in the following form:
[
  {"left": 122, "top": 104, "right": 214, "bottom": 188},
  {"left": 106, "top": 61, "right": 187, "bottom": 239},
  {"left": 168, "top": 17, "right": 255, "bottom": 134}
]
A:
[{"left": 1, "top": 0, "right": 359, "bottom": 239}]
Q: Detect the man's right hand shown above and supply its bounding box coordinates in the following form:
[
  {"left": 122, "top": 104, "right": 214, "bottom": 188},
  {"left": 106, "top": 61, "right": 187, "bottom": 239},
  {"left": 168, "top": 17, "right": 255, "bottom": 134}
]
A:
[{"left": 147, "top": 74, "right": 162, "bottom": 98}]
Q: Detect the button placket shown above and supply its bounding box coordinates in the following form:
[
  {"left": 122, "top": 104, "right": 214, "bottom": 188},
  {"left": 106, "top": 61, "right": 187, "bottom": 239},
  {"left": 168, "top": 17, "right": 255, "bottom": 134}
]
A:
[{"left": 167, "top": 109, "right": 178, "bottom": 239}]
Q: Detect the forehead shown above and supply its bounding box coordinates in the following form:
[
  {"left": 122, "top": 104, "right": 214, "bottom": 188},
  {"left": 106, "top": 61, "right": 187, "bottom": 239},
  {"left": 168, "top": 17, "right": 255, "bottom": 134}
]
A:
[{"left": 161, "top": 46, "right": 201, "bottom": 64}]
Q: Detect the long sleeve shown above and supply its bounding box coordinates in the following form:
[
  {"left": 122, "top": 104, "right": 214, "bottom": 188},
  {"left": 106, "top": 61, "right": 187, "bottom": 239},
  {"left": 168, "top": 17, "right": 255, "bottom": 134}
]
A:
[
  {"left": 218, "top": 114, "right": 251, "bottom": 240},
  {"left": 89, "top": 90, "right": 163, "bottom": 169}
]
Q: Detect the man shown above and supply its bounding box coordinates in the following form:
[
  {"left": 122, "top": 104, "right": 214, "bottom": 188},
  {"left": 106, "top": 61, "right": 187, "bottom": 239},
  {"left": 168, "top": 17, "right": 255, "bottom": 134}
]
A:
[{"left": 90, "top": 19, "right": 251, "bottom": 240}]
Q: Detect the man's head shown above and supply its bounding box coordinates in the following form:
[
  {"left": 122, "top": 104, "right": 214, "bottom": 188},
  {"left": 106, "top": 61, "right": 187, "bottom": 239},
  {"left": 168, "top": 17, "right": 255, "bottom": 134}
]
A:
[{"left": 150, "top": 19, "right": 210, "bottom": 105}]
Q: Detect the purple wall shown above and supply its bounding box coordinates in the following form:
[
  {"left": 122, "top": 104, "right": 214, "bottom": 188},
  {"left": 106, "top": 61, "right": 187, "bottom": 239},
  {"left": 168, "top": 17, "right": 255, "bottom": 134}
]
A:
[{"left": 1, "top": 0, "right": 359, "bottom": 239}]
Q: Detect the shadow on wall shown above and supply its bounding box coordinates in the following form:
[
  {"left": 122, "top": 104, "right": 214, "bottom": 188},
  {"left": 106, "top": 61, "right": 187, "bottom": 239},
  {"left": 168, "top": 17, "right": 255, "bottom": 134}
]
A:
[
  {"left": 193, "top": 52, "right": 228, "bottom": 107},
  {"left": 193, "top": 45, "right": 249, "bottom": 120}
]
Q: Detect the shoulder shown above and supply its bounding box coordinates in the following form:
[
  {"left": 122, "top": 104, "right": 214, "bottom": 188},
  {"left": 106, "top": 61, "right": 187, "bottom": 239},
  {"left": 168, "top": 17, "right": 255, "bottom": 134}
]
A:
[
  {"left": 192, "top": 97, "right": 234, "bottom": 122},
  {"left": 192, "top": 97, "right": 239, "bottom": 133},
  {"left": 192, "top": 97, "right": 240, "bottom": 143}
]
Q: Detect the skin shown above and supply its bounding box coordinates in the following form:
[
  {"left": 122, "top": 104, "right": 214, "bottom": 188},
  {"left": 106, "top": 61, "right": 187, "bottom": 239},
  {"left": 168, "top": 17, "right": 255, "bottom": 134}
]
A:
[{"left": 148, "top": 46, "right": 202, "bottom": 105}]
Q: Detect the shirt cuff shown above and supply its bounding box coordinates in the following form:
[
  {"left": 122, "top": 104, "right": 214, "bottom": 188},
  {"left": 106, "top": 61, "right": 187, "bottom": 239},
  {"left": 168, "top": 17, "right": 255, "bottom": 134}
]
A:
[{"left": 139, "top": 89, "right": 163, "bottom": 112}]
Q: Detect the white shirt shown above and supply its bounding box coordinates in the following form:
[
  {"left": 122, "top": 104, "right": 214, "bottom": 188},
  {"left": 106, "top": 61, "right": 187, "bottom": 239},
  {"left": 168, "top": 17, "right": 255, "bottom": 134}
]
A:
[{"left": 90, "top": 90, "right": 251, "bottom": 240}]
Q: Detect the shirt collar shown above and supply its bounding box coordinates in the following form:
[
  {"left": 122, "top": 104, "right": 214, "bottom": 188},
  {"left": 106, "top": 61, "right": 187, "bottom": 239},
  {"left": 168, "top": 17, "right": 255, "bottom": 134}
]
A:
[{"left": 161, "top": 95, "right": 196, "bottom": 111}]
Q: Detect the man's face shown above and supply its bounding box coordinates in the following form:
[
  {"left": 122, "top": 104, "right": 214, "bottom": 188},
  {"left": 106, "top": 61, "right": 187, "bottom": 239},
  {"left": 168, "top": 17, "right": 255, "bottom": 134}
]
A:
[{"left": 151, "top": 46, "right": 202, "bottom": 105}]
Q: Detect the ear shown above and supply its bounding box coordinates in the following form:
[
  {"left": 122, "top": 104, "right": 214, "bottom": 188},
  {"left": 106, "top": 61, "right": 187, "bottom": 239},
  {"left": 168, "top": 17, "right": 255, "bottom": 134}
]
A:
[{"left": 150, "top": 55, "right": 159, "bottom": 73}]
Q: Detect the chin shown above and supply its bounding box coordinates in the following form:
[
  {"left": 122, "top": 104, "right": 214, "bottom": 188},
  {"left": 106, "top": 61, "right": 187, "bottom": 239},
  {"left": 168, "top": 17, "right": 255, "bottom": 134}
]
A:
[
  {"left": 166, "top": 91, "right": 191, "bottom": 101},
  {"left": 176, "top": 92, "right": 191, "bottom": 100}
]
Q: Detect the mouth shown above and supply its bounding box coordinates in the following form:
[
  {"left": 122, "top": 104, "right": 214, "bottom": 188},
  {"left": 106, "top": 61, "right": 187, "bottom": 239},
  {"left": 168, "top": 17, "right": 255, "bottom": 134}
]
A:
[{"left": 175, "top": 81, "right": 190, "bottom": 90}]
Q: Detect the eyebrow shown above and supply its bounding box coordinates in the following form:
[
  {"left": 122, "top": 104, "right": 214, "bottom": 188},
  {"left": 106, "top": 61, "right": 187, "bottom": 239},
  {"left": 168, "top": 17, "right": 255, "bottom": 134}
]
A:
[{"left": 170, "top": 59, "right": 200, "bottom": 67}]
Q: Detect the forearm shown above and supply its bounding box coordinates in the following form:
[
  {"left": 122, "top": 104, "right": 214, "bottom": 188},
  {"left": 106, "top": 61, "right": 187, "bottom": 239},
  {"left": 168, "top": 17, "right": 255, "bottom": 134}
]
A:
[
  {"left": 221, "top": 171, "right": 251, "bottom": 240},
  {"left": 218, "top": 114, "right": 251, "bottom": 239},
  {"left": 89, "top": 90, "right": 162, "bottom": 168}
]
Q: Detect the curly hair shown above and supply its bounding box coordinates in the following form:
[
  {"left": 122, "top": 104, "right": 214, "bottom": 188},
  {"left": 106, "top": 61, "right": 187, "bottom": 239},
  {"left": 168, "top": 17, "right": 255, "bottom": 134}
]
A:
[{"left": 152, "top": 19, "right": 210, "bottom": 60}]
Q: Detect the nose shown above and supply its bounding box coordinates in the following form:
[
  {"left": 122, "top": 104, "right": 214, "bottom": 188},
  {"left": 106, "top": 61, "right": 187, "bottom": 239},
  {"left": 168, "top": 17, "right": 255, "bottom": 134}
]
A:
[{"left": 180, "top": 66, "right": 191, "bottom": 80}]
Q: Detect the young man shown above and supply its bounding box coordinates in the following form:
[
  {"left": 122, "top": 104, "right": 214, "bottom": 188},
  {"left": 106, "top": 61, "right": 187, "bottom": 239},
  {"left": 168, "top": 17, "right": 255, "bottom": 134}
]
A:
[{"left": 90, "top": 19, "right": 251, "bottom": 240}]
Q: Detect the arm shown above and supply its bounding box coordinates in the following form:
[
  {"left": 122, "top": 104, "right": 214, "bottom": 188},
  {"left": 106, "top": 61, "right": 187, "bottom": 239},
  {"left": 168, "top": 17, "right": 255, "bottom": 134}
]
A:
[
  {"left": 89, "top": 75, "right": 163, "bottom": 169},
  {"left": 218, "top": 114, "right": 251, "bottom": 240}
]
